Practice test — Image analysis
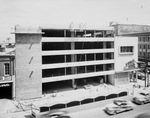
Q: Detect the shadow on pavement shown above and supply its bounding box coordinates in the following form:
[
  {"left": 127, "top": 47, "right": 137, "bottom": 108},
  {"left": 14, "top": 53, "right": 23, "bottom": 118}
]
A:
[{"left": 25, "top": 115, "right": 32, "bottom": 118}]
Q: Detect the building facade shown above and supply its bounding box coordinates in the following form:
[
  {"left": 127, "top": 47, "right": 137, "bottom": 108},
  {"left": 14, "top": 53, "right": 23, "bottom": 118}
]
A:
[
  {"left": 0, "top": 44, "right": 15, "bottom": 99},
  {"left": 13, "top": 24, "right": 138, "bottom": 100},
  {"left": 112, "top": 23, "right": 150, "bottom": 64},
  {"left": 112, "top": 23, "right": 150, "bottom": 86},
  {"left": 114, "top": 36, "right": 138, "bottom": 85}
]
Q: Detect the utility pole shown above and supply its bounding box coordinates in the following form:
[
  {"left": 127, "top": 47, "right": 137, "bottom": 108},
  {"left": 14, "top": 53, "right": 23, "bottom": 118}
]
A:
[
  {"left": 144, "top": 63, "right": 147, "bottom": 88},
  {"left": 144, "top": 40, "right": 147, "bottom": 88},
  {"left": 144, "top": 37, "right": 149, "bottom": 88}
]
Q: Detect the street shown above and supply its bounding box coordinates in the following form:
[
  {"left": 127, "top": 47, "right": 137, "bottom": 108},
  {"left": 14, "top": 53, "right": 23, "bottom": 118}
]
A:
[
  {"left": 69, "top": 102, "right": 150, "bottom": 118},
  {"left": 0, "top": 81, "right": 150, "bottom": 118},
  {"left": 1, "top": 95, "right": 150, "bottom": 118}
]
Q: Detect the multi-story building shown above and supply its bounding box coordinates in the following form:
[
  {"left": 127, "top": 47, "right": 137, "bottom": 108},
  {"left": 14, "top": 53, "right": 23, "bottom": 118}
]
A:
[
  {"left": 13, "top": 24, "right": 138, "bottom": 100},
  {"left": 0, "top": 43, "right": 15, "bottom": 99}
]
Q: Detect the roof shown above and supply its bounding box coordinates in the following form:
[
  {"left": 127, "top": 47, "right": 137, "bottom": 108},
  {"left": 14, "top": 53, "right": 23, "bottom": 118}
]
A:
[
  {"left": 41, "top": 24, "right": 114, "bottom": 31},
  {"left": 113, "top": 24, "right": 150, "bottom": 36}
]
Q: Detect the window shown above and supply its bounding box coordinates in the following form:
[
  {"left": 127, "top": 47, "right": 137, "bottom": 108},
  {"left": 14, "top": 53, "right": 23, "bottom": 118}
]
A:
[
  {"left": 148, "top": 36, "right": 150, "bottom": 42},
  {"left": 138, "top": 37, "right": 141, "bottom": 42},
  {"left": 42, "top": 42, "right": 71, "bottom": 51},
  {"left": 42, "top": 55, "right": 65, "bottom": 64},
  {"left": 143, "top": 37, "right": 146, "bottom": 42},
  {"left": 77, "top": 54, "right": 85, "bottom": 61},
  {"left": 139, "top": 52, "right": 142, "bottom": 56},
  {"left": 4, "top": 63, "right": 10, "bottom": 75},
  {"left": 120, "top": 46, "right": 134, "bottom": 54},
  {"left": 42, "top": 68, "right": 65, "bottom": 77},
  {"left": 87, "top": 54, "right": 94, "bottom": 61}
]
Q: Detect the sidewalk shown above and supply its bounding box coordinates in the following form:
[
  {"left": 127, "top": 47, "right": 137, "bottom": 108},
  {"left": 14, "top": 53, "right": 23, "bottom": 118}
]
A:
[{"left": 19, "top": 84, "right": 128, "bottom": 109}]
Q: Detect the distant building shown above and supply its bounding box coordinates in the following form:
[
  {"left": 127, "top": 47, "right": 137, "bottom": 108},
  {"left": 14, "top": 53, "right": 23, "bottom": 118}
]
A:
[
  {"left": 12, "top": 24, "right": 138, "bottom": 100},
  {"left": 111, "top": 23, "right": 150, "bottom": 85},
  {"left": 111, "top": 23, "right": 150, "bottom": 64},
  {"left": 0, "top": 43, "right": 15, "bottom": 99}
]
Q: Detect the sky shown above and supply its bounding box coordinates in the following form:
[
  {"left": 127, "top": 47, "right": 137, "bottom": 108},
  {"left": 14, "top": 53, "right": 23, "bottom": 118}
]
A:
[{"left": 0, "top": 0, "right": 150, "bottom": 43}]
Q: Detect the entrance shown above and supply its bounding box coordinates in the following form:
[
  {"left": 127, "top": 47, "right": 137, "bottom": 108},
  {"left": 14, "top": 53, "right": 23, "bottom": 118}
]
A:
[{"left": 0, "top": 83, "right": 12, "bottom": 99}]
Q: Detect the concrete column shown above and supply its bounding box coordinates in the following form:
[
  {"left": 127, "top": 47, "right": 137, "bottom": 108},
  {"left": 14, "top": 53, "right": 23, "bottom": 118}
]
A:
[
  {"left": 64, "top": 30, "right": 66, "bottom": 37},
  {"left": 14, "top": 26, "right": 43, "bottom": 100},
  {"left": 71, "top": 31, "right": 77, "bottom": 89},
  {"left": 103, "top": 42, "right": 106, "bottom": 83}
]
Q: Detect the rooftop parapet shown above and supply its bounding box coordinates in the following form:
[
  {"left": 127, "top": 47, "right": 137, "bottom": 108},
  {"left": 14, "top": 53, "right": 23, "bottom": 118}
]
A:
[
  {"left": 12, "top": 25, "right": 44, "bottom": 34},
  {"left": 42, "top": 23, "right": 114, "bottom": 31}
]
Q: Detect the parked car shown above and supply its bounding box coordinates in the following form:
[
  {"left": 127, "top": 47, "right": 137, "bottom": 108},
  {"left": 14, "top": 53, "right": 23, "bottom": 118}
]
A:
[
  {"left": 137, "top": 72, "right": 146, "bottom": 80},
  {"left": 114, "top": 99, "right": 133, "bottom": 107},
  {"left": 139, "top": 90, "right": 150, "bottom": 96},
  {"left": 132, "top": 95, "right": 150, "bottom": 105},
  {"left": 138, "top": 75, "right": 145, "bottom": 80},
  {"left": 104, "top": 99, "right": 134, "bottom": 115}
]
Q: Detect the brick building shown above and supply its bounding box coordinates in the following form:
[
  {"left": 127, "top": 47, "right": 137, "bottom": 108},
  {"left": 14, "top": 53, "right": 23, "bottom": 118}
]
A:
[{"left": 0, "top": 44, "right": 15, "bottom": 99}]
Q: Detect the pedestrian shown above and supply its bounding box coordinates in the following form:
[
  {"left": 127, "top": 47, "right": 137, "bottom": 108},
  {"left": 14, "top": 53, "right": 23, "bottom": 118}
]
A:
[{"left": 131, "top": 85, "right": 135, "bottom": 95}]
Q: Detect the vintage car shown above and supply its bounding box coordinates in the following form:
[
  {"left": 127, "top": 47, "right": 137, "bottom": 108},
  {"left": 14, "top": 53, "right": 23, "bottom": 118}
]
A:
[
  {"left": 137, "top": 72, "right": 145, "bottom": 80},
  {"left": 139, "top": 90, "right": 150, "bottom": 96},
  {"left": 114, "top": 99, "right": 132, "bottom": 106},
  {"left": 104, "top": 99, "right": 134, "bottom": 115},
  {"left": 132, "top": 95, "right": 150, "bottom": 105}
]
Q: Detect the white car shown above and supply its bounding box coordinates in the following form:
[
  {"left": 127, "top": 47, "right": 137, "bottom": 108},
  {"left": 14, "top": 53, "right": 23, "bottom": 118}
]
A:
[
  {"left": 104, "top": 99, "right": 134, "bottom": 115},
  {"left": 139, "top": 90, "right": 150, "bottom": 96},
  {"left": 133, "top": 95, "right": 150, "bottom": 105},
  {"left": 133, "top": 90, "right": 150, "bottom": 105}
]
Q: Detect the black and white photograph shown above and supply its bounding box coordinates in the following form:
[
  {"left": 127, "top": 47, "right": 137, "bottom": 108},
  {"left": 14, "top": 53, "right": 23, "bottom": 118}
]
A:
[{"left": 0, "top": 0, "right": 150, "bottom": 118}]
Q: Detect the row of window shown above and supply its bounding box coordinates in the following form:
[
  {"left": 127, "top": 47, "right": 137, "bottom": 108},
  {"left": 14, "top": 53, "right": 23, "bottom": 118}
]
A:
[
  {"left": 120, "top": 46, "right": 134, "bottom": 54},
  {"left": 139, "top": 36, "right": 150, "bottom": 42},
  {"left": 139, "top": 52, "right": 150, "bottom": 57},
  {"left": 42, "top": 64, "right": 114, "bottom": 78},
  {"left": 42, "top": 29, "right": 114, "bottom": 38},
  {"left": 42, "top": 42, "right": 114, "bottom": 51},
  {"left": 139, "top": 44, "right": 150, "bottom": 49},
  {"left": 42, "top": 53, "right": 114, "bottom": 64}
]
